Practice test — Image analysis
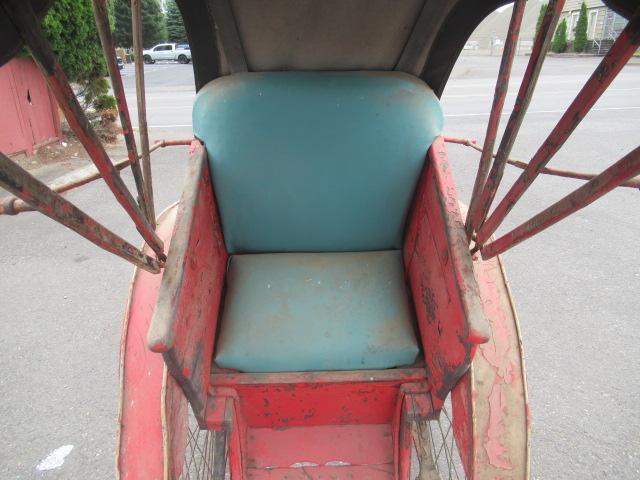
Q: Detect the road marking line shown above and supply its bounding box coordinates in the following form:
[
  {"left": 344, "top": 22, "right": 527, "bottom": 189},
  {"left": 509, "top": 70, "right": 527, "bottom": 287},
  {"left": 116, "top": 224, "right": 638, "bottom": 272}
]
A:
[
  {"left": 444, "top": 87, "right": 640, "bottom": 98},
  {"left": 444, "top": 105, "right": 640, "bottom": 118}
]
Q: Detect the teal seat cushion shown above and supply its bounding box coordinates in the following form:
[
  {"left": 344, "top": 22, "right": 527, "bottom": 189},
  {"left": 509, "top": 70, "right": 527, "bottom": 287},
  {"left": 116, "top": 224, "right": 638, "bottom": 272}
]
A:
[
  {"left": 215, "top": 251, "right": 419, "bottom": 372},
  {"left": 193, "top": 71, "right": 443, "bottom": 253}
]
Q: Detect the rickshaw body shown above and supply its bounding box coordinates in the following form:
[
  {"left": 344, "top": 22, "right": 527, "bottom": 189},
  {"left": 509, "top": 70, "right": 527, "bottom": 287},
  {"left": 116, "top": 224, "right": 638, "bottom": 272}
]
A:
[
  {"left": 1, "top": 0, "right": 638, "bottom": 479},
  {"left": 114, "top": 2, "right": 537, "bottom": 477}
]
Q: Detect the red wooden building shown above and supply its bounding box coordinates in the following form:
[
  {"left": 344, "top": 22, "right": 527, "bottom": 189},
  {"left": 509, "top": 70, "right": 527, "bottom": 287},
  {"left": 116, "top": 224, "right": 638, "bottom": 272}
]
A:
[{"left": 0, "top": 57, "right": 61, "bottom": 155}]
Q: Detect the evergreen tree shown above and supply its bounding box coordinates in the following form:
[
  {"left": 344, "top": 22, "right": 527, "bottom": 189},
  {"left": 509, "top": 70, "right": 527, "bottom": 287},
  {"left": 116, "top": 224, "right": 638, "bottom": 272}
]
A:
[
  {"left": 113, "top": 0, "right": 167, "bottom": 48},
  {"left": 573, "top": 2, "right": 589, "bottom": 52},
  {"left": 41, "top": 0, "right": 116, "bottom": 128},
  {"left": 166, "top": 0, "right": 188, "bottom": 44},
  {"left": 535, "top": 3, "right": 548, "bottom": 37},
  {"left": 42, "top": 0, "right": 106, "bottom": 82},
  {"left": 113, "top": 0, "right": 133, "bottom": 47},
  {"left": 551, "top": 18, "right": 568, "bottom": 53}
]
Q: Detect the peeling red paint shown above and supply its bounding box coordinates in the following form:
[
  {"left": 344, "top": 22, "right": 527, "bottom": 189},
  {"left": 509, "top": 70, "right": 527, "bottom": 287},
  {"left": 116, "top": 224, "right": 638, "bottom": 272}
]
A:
[{"left": 484, "top": 383, "right": 513, "bottom": 470}]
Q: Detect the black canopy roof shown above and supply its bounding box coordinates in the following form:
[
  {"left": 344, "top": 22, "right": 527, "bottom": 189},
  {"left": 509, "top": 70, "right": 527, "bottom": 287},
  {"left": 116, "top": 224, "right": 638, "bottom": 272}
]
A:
[{"left": 1, "top": 0, "right": 637, "bottom": 95}]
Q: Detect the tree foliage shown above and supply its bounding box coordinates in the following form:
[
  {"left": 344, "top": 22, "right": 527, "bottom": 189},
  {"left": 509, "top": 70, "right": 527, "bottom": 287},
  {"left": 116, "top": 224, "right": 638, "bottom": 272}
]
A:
[
  {"left": 535, "top": 3, "right": 548, "bottom": 37},
  {"left": 113, "top": 0, "right": 167, "bottom": 48},
  {"left": 39, "top": 0, "right": 117, "bottom": 137},
  {"left": 166, "top": 0, "right": 188, "bottom": 44},
  {"left": 551, "top": 18, "right": 568, "bottom": 53},
  {"left": 42, "top": 0, "right": 106, "bottom": 83},
  {"left": 573, "top": 2, "right": 589, "bottom": 52}
]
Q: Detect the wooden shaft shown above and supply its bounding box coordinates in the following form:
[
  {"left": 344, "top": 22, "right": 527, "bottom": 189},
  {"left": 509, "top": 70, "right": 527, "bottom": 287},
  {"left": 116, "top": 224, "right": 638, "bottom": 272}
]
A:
[
  {"left": 0, "top": 152, "right": 161, "bottom": 273},
  {"left": 1, "top": 140, "right": 193, "bottom": 216},
  {"left": 480, "top": 145, "right": 640, "bottom": 259},
  {"left": 91, "top": 0, "right": 149, "bottom": 219},
  {"left": 1, "top": 0, "right": 164, "bottom": 258},
  {"left": 465, "top": 0, "right": 527, "bottom": 239},
  {"left": 476, "top": 7, "right": 640, "bottom": 246},
  {"left": 470, "top": 0, "right": 565, "bottom": 241},
  {"left": 131, "top": 0, "right": 156, "bottom": 225}
]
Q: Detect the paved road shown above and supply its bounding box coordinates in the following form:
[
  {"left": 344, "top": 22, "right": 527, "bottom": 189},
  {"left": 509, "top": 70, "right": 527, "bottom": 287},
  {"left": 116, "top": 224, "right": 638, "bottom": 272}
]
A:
[{"left": 1, "top": 56, "right": 638, "bottom": 479}]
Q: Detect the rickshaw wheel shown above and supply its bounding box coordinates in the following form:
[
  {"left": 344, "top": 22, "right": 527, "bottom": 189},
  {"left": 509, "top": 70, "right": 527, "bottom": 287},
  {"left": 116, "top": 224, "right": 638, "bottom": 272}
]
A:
[{"left": 411, "top": 253, "right": 530, "bottom": 480}]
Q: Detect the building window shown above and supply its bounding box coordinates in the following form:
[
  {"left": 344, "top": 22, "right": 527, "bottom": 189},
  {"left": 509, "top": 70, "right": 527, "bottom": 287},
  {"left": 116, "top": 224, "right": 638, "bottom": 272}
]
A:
[
  {"left": 588, "top": 10, "right": 599, "bottom": 39},
  {"left": 569, "top": 11, "right": 580, "bottom": 39}
]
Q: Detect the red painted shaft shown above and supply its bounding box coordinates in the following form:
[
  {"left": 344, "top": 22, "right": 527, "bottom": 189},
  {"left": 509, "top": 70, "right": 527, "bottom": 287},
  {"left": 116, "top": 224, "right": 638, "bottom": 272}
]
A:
[
  {"left": 469, "top": 0, "right": 565, "bottom": 239},
  {"left": 92, "top": 0, "right": 150, "bottom": 221},
  {"left": 0, "top": 151, "right": 161, "bottom": 273},
  {"left": 465, "top": 0, "right": 527, "bottom": 239},
  {"left": 476, "top": 7, "right": 640, "bottom": 246},
  {"left": 1, "top": 0, "right": 164, "bottom": 258},
  {"left": 480, "top": 145, "right": 640, "bottom": 259}
]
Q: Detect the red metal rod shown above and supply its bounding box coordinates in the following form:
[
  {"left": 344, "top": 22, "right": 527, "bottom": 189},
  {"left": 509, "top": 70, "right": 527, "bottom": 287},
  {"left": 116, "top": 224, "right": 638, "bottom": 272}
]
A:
[
  {"left": 92, "top": 0, "right": 149, "bottom": 218},
  {"left": 131, "top": 0, "right": 156, "bottom": 226},
  {"left": 0, "top": 151, "right": 161, "bottom": 273},
  {"left": 465, "top": 0, "right": 527, "bottom": 239},
  {"left": 0, "top": 139, "right": 194, "bottom": 216},
  {"left": 1, "top": 0, "right": 165, "bottom": 259},
  {"left": 480, "top": 145, "right": 640, "bottom": 259},
  {"left": 444, "top": 136, "right": 640, "bottom": 188},
  {"left": 469, "top": 0, "right": 565, "bottom": 239},
  {"left": 476, "top": 7, "right": 640, "bottom": 246}
]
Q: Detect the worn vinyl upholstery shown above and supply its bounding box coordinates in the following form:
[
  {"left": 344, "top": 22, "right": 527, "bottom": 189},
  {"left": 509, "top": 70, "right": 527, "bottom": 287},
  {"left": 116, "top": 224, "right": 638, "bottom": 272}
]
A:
[
  {"left": 193, "top": 71, "right": 443, "bottom": 253},
  {"left": 215, "top": 251, "right": 419, "bottom": 372},
  {"left": 193, "top": 72, "right": 443, "bottom": 372}
]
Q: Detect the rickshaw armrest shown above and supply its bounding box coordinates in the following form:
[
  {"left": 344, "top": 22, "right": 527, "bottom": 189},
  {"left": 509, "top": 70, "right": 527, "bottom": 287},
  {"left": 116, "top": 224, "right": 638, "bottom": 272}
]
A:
[
  {"left": 147, "top": 144, "right": 228, "bottom": 421},
  {"left": 404, "top": 136, "right": 490, "bottom": 410}
]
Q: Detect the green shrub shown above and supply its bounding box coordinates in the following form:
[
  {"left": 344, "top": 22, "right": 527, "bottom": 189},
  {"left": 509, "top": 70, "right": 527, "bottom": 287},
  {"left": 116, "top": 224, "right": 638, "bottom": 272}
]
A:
[
  {"left": 94, "top": 94, "right": 117, "bottom": 111},
  {"left": 536, "top": 3, "right": 548, "bottom": 37},
  {"left": 573, "top": 3, "right": 589, "bottom": 52},
  {"left": 552, "top": 18, "right": 568, "bottom": 53}
]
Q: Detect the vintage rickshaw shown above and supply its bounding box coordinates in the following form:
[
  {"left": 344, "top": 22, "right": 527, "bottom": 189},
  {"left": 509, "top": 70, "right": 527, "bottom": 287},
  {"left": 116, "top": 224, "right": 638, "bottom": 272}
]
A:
[{"left": 0, "top": 0, "right": 639, "bottom": 478}]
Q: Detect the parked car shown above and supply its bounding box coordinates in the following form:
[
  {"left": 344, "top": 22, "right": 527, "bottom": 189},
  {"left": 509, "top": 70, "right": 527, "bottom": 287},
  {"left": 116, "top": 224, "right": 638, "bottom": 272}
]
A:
[{"left": 142, "top": 43, "right": 191, "bottom": 64}]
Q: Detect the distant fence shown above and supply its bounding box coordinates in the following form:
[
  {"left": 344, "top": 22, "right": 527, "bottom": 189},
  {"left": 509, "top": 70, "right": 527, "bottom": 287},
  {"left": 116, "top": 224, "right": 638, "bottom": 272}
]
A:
[{"left": 0, "top": 57, "right": 61, "bottom": 155}]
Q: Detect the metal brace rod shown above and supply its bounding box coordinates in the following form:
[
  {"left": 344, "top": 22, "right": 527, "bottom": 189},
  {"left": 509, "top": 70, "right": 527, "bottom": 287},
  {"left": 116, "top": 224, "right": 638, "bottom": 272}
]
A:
[
  {"left": 131, "top": 0, "right": 156, "bottom": 226},
  {"left": 476, "top": 7, "right": 640, "bottom": 246},
  {"left": 1, "top": 139, "right": 193, "bottom": 216},
  {"left": 0, "top": 152, "right": 161, "bottom": 273},
  {"left": 465, "top": 0, "right": 527, "bottom": 239},
  {"left": 480, "top": 145, "right": 640, "bottom": 259},
  {"left": 468, "top": 0, "right": 565, "bottom": 239},
  {"left": 444, "top": 137, "right": 640, "bottom": 189},
  {"left": 92, "top": 0, "right": 149, "bottom": 220},
  {"left": 1, "top": 0, "right": 164, "bottom": 259}
]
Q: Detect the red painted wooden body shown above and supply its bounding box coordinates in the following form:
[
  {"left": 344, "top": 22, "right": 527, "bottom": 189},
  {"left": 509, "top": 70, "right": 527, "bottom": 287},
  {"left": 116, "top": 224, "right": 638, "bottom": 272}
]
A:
[
  {"left": 118, "top": 138, "right": 528, "bottom": 479},
  {"left": 147, "top": 144, "right": 227, "bottom": 422},
  {"left": 404, "top": 136, "right": 490, "bottom": 410}
]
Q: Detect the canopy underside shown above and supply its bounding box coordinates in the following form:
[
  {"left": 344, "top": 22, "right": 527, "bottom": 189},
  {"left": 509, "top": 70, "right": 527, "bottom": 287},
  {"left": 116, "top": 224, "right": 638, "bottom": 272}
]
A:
[{"left": 1, "top": 0, "right": 638, "bottom": 95}]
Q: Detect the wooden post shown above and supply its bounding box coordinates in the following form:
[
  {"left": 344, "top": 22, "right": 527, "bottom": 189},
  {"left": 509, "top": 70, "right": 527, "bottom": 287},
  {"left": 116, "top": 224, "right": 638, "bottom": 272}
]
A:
[{"left": 131, "top": 0, "right": 156, "bottom": 225}]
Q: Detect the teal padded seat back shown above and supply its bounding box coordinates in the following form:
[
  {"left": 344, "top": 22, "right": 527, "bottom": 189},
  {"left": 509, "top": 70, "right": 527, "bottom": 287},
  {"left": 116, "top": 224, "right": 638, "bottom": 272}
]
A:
[
  {"left": 193, "top": 71, "right": 443, "bottom": 253},
  {"left": 215, "top": 251, "right": 419, "bottom": 372}
]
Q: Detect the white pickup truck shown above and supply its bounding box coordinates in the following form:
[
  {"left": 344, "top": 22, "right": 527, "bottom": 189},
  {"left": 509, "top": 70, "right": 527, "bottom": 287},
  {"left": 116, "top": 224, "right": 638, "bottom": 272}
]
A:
[{"left": 142, "top": 43, "right": 191, "bottom": 64}]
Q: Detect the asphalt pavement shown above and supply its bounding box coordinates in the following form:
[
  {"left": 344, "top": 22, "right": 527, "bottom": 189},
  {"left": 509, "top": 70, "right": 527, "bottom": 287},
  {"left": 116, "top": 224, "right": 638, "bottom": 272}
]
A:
[{"left": 1, "top": 55, "right": 638, "bottom": 479}]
